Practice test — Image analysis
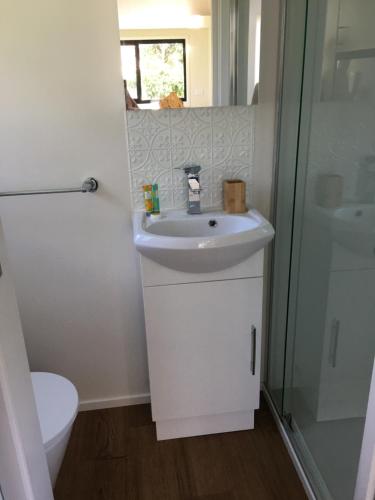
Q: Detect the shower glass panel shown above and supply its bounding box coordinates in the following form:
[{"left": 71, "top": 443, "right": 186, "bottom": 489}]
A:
[
  {"left": 267, "top": 0, "right": 308, "bottom": 414},
  {"left": 268, "top": 0, "right": 375, "bottom": 499}
]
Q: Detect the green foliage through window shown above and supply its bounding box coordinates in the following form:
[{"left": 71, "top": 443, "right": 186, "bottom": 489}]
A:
[{"left": 120, "top": 40, "right": 186, "bottom": 103}]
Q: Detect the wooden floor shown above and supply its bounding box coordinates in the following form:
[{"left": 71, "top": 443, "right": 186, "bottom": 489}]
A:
[{"left": 54, "top": 395, "right": 307, "bottom": 500}]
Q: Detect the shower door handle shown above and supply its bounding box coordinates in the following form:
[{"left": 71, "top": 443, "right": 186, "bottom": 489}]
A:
[
  {"left": 329, "top": 318, "right": 340, "bottom": 368},
  {"left": 250, "top": 325, "right": 256, "bottom": 375}
]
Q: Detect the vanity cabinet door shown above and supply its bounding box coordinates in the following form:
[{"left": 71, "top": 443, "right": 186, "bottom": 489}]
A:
[
  {"left": 318, "top": 269, "right": 375, "bottom": 420},
  {"left": 143, "top": 277, "right": 263, "bottom": 422}
]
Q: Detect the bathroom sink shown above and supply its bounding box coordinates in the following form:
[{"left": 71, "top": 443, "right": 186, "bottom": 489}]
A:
[
  {"left": 315, "top": 203, "right": 375, "bottom": 258},
  {"left": 332, "top": 204, "right": 375, "bottom": 258},
  {"left": 133, "top": 209, "right": 275, "bottom": 272}
]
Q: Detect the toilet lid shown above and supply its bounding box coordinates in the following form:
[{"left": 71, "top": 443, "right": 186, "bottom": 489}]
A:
[{"left": 31, "top": 372, "right": 79, "bottom": 449}]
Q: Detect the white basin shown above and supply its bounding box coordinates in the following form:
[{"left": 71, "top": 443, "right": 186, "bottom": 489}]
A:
[
  {"left": 314, "top": 203, "right": 375, "bottom": 258},
  {"left": 133, "top": 209, "right": 275, "bottom": 272},
  {"left": 332, "top": 204, "right": 375, "bottom": 258}
]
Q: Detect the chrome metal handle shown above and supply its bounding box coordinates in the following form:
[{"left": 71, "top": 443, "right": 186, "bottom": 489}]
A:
[
  {"left": 251, "top": 325, "right": 256, "bottom": 375},
  {"left": 329, "top": 318, "right": 340, "bottom": 368}
]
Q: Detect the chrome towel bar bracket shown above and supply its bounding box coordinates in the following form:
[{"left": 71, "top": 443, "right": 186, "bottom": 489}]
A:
[{"left": 0, "top": 177, "right": 98, "bottom": 197}]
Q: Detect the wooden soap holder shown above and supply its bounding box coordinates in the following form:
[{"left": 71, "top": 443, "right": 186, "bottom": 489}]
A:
[{"left": 223, "top": 180, "right": 247, "bottom": 213}]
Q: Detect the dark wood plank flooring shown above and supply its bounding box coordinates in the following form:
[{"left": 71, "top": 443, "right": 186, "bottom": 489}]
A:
[{"left": 54, "top": 395, "right": 307, "bottom": 500}]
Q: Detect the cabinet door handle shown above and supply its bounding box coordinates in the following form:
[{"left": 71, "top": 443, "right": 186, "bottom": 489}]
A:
[
  {"left": 329, "top": 318, "right": 340, "bottom": 368},
  {"left": 251, "top": 325, "right": 256, "bottom": 375}
]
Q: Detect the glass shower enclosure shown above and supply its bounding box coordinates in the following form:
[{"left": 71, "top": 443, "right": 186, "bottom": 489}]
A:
[{"left": 266, "top": 0, "right": 375, "bottom": 499}]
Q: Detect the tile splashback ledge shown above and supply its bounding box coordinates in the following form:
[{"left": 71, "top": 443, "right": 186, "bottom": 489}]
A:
[{"left": 126, "top": 106, "right": 255, "bottom": 210}]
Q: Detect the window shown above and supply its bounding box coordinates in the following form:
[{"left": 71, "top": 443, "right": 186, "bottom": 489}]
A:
[{"left": 120, "top": 39, "right": 187, "bottom": 104}]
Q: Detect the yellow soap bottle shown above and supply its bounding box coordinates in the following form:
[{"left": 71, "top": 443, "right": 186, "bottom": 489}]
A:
[{"left": 143, "top": 184, "right": 153, "bottom": 214}]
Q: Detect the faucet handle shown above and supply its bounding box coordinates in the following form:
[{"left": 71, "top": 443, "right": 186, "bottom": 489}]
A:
[
  {"left": 188, "top": 177, "right": 201, "bottom": 193},
  {"left": 174, "top": 164, "right": 201, "bottom": 175}
]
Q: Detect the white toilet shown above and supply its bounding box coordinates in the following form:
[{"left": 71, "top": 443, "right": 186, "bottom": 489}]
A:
[{"left": 31, "top": 372, "right": 79, "bottom": 486}]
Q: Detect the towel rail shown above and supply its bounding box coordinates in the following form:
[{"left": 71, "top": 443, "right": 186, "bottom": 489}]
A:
[{"left": 0, "top": 177, "right": 98, "bottom": 197}]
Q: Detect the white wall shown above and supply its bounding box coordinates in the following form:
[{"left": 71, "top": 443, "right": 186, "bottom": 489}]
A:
[
  {"left": 117, "top": 0, "right": 211, "bottom": 29},
  {"left": 0, "top": 0, "right": 149, "bottom": 408}
]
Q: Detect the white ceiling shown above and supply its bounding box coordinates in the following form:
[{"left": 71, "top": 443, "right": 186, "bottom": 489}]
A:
[{"left": 117, "top": 0, "right": 211, "bottom": 30}]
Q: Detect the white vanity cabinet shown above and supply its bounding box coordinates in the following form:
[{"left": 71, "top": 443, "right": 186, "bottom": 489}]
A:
[{"left": 140, "top": 251, "right": 265, "bottom": 440}]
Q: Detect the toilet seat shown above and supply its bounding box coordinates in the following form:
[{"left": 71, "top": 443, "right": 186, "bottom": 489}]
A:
[{"left": 31, "top": 372, "right": 79, "bottom": 451}]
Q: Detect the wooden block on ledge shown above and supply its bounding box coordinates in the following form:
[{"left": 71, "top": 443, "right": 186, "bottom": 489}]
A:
[{"left": 223, "top": 180, "right": 247, "bottom": 213}]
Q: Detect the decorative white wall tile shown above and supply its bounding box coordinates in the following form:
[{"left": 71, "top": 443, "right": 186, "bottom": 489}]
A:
[
  {"left": 126, "top": 106, "right": 255, "bottom": 210},
  {"left": 307, "top": 102, "right": 375, "bottom": 203}
]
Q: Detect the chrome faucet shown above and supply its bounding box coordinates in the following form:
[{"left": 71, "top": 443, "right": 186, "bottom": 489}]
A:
[{"left": 177, "top": 165, "right": 202, "bottom": 214}]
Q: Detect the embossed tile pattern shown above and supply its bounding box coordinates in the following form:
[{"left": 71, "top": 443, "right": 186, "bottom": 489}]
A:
[
  {"left": 126, "top": 106, "right": 255, "bottom": 210},
  {"left": 306, "top": 102, "right": 375, "bottom": 202}
]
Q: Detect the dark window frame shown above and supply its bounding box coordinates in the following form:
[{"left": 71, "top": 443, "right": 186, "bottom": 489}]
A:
[{"left": 121, "top": 39, "right": 187, "bottom": 104}]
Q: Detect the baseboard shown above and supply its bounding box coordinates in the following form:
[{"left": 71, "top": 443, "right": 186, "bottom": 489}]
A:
[
  {"left": 156, "top": 410, "right": 254, "bottom": 441},
  {"left": 79, "top": 392, "right": 151, "bottom": 412},
  {"left": 262, "top": 385, "right": 317, "bottom": 500}
]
